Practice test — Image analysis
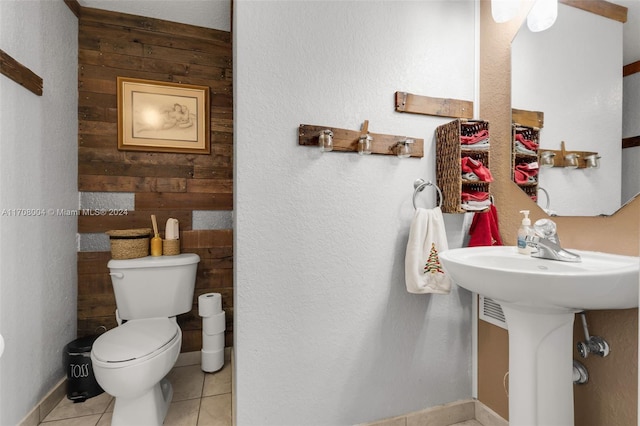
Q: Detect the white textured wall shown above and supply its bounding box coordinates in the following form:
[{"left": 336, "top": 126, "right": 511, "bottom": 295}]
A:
[
  {"left": 622, "top": 73, "right": 640, "bottom": 205},
  {"left": 79, "top": 0, "right": 231, "bottom": 31},
  {"left": 234, "top": 1, "right": 475, "bottom": 424},
  {"left": 512, "top": 4, "right": 622, "bottom": 216},
  {"left": 0, "top": 2, "right": 78, "bottom": 424}
]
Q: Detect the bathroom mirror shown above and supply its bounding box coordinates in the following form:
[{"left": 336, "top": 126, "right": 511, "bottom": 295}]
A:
[{"left": 511, "top": 2, "right": 638, "bottom": 216}]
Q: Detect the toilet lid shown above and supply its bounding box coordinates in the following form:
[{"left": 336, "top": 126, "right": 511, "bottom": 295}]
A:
[{"left": 92, "top": 318, "right": 179, "bottom": 363}]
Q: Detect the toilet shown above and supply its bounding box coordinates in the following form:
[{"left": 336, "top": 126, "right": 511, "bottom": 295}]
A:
[{"left": 90, "top": 253, "right": 200, "bottom": 426}]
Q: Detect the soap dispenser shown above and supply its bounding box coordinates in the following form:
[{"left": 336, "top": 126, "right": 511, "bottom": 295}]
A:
[{"left": 517, "top": 210, "right": 533, "bottom": 255}]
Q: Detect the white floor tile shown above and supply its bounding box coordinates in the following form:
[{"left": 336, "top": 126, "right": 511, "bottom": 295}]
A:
[
  {"left": 165, "top": 398, "right": 201, "bottom": 426},
  {"left": 166, "top": 365, "right": 206, "bottom": 401},
  {"left": 42, "top": 392, "right": 112, "bottom": 422},
  {"left": 40, "top": 414, "right": 102, "bottom": 426},
  {"left": 197, "top": 394, "right": 232, "bottom": 426},
  {"left": 203, "top": 362, "right": 231, "bottom": 397}
]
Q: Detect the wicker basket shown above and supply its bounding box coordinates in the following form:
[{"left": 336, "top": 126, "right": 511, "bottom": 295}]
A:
[
  {"left": 162, "top": 239, "right": 180, "bottom": 256},
  {"left": 512, "top": 123, "right": 540, "bottom": 201},
  {"left": 106, "top": 228, "right": 151, "bottom": 259},
  {"left": 436, "top": 119, "right": 491, "bottom": 213}
]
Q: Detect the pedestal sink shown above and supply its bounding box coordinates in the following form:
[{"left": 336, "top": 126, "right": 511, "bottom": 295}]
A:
[{"left": 438, "top": 246, "right": 639, "bottom": 426}]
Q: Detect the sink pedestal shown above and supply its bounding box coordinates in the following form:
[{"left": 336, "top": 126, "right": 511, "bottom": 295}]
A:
[
  {"left": 437, "top": 246, "right": 639, "bottom": 425},
  {"left": 501, "top": 304, "right": 578, "bottom": 426}
]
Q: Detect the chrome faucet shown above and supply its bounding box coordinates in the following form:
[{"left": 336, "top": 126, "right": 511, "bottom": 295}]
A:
[{"left": 525, "top": 219, "right": 582, "bottom": 262}]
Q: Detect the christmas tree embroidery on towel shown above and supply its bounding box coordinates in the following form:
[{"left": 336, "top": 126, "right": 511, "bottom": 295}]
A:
[
  {"left": 405, "top": 207, "right": 451, "bottom": 294},
  {"left": 424, "top": 243, "right": 445, "bottom": 275}
]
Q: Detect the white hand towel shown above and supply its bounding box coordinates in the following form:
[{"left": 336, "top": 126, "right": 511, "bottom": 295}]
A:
[{"left": 404, "top": 207, "right": 451, "bottom": 294}]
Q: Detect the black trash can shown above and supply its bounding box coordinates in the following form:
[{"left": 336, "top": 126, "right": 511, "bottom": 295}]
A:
[{"left": 64, "top": 335, "right": 104, "bottom": 402}]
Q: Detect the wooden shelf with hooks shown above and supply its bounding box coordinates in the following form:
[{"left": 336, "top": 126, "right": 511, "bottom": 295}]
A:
[
  {"left": 298, "top": 123, "right": 424, "bottom": 158},
  {"left": 540, "top": 141, "right": 599, "bottom": 169}
]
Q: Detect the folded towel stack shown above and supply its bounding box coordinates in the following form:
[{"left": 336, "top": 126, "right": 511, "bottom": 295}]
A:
[
  {"left": 460, "top": 129, "right": 490, "bottom": 150},
  {"left": 514, "top": 133, "right": 538, "bottom": 155},
  {"left": 461, "top": 191, "right": 491, "bottom": 212},
  {"left": 461, "top": 156, "right": 493, "bottom": 183},
  {"left": 514, "top": 161, "right": 539, "bottom": 184}
]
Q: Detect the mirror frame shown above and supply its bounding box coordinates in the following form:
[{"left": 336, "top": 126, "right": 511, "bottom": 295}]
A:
[{"left": 479, "top": 0, "right": 640, "bottom": 255}]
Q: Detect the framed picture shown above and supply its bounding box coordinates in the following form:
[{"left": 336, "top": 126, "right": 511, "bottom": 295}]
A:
[{"left": 117, "top": 77, "right": 210, "bottom": 154}]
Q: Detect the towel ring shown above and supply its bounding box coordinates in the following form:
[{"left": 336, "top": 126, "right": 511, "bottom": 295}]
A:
[
  {"left": 537, "top": 186, "right": 550, "bottom": 210},
  {"left": 412, "top": 178, "right": 443, "bottom": 209}
]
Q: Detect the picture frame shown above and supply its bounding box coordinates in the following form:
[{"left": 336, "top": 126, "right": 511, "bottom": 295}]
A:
[{"left": 117, "top": 77, "right": 210, "bottom": 154}]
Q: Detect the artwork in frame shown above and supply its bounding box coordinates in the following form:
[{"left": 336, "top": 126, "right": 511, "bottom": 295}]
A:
[{"left": 117, "top": 77, "right": 210, "bottom": 154}]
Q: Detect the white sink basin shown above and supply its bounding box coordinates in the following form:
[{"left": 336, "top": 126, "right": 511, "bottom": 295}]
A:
[
  {"left": 439, "top": 246, "right": 639, "bottom": 312},
  {"left": 438, "top": 245, "right": 639, "bottom": 425}
]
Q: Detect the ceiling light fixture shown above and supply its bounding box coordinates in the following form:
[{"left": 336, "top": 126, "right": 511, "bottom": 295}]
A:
[
  {"left": 527, "top": 0, "right": 558, "bottom": 32},
  {"left": 491, "top": 0, "right": 520, "bottom": 23}
]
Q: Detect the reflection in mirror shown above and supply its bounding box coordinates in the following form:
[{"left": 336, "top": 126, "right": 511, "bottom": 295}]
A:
[
  {"left": 512, "top": 121, "right": 541, "bottom": 204},
  {"left": 511, "top": 3, "right": 625, "bottom": 216}
]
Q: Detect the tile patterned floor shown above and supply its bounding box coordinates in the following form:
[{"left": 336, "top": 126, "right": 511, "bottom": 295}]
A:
[
  {"left": 35, "top": 349, "right": 499, "bottom": 426},
  {"left": 38, "top": 353, "right": 232, "bottom": 426}
]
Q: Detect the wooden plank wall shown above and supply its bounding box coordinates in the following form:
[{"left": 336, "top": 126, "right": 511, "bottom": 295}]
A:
[{"left": 76, "top": 7, "right": 233, "bottom": 352}]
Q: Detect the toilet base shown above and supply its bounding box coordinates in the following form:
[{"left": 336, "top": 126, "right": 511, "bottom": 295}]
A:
[{"left": 111, "top": 377, "right": 173, "bottom": 426}]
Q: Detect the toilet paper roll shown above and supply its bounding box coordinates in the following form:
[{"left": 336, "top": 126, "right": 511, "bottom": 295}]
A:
[
  {"left": 203, "top": 311, "right": 226, "bottom": 336},
  {"left": 202, "top": 331, "right": 225, "bottom": 352},
  {"left": 201, "top": 348, "right": 224, "bottom": 373},
  {"left": 198, "top": 293, "right": 222, "bottom": 317}
]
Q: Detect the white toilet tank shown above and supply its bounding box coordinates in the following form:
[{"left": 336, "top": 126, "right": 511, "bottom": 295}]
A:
[{"left": 107, "top": 253, "right": 200, "bottom": 320}]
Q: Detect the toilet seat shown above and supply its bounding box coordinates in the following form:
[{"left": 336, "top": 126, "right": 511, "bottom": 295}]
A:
[{"left": 92, "top": 318, "right": 180, "bottom": 366}]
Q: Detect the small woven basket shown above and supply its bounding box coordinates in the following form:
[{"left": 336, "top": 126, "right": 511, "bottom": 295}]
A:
[
  {"left": 436, "top": 119, "right": 491, "bottom": 213},
  {"left": 106, "top": 228, "right": 151, "bottom": 259},
  {"left": 162, "top": 239, "right": 180, "bottom": 256}
]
